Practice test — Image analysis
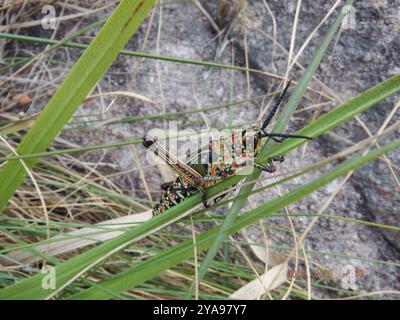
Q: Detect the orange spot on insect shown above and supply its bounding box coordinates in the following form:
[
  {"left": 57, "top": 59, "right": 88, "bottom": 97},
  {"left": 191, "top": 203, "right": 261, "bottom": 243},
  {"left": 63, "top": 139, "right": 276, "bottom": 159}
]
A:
[
  {"left": 211, "top": 164, "right": 217, "bottom": 175},
  {"left": 164, "top": 200, "right": 169, "bottom": 206},
  {"left": 182, "top": 178, "right": 188, "bottom": 185},
  {"left": 220, "top": 162, "right": 226, "bottom": 167},
  {"left": 170, "top": 194, "right": 175, "bottom": 200},
  {"left": 232, "top": 161, "right": 238, "bottom": 167}
]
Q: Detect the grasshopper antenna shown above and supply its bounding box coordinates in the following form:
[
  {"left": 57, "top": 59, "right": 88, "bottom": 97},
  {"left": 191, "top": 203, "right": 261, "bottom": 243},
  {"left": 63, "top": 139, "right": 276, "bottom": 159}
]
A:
[{"left": 261, "top": 80, "right": 292, "bottom": 131}]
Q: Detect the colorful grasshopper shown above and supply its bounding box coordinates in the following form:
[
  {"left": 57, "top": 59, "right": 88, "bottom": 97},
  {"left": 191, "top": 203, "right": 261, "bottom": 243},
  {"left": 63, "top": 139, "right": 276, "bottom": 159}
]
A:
[{"left": 143, "top": 82, "right": 312, "bottom": 215}]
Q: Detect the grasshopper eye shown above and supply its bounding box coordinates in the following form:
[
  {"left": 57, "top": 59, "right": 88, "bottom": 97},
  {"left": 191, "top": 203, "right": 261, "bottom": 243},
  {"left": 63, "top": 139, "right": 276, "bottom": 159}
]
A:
[{"left": 143, "top": 135, "right": 156, "bottom": 149}]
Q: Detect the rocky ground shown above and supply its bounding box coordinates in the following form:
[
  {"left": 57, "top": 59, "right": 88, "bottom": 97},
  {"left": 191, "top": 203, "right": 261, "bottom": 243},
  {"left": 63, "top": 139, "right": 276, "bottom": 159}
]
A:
[{"left": 3, "top": 0, "right": 399, "bottom": 297}]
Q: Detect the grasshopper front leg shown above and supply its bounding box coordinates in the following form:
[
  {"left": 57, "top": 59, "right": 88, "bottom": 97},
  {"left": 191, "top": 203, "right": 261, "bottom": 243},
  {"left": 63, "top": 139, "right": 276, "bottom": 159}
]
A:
[
  {"left": 254, "top": 155, "right": 286, "bottom": 173},
  {"left": 254, "top": 159, "right": 276, "bottom": 173}
]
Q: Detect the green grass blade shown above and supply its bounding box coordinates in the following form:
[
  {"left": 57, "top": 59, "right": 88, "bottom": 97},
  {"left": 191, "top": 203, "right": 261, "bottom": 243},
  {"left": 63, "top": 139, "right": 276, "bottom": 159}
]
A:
[
  {"left": 0, "top": 138, "right": 142, "bottom": 162},
  {"left": 68, "top": 138, "right": 400, "bottom": 300},
  {"left": 0, "top": 32, "right": 272, "bottom": 76},
  {"left": 0, "top": 0, "right": 157, "bottom": 212},
  {"left": 189, "top": 0, "right": 354, "bottom": 296}
]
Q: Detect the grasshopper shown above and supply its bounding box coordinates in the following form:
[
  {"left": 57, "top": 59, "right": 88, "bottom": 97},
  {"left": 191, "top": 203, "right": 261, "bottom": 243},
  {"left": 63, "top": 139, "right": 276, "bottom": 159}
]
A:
[{"left": 143, "top": 82, "right": 312, "bottom": 215}]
